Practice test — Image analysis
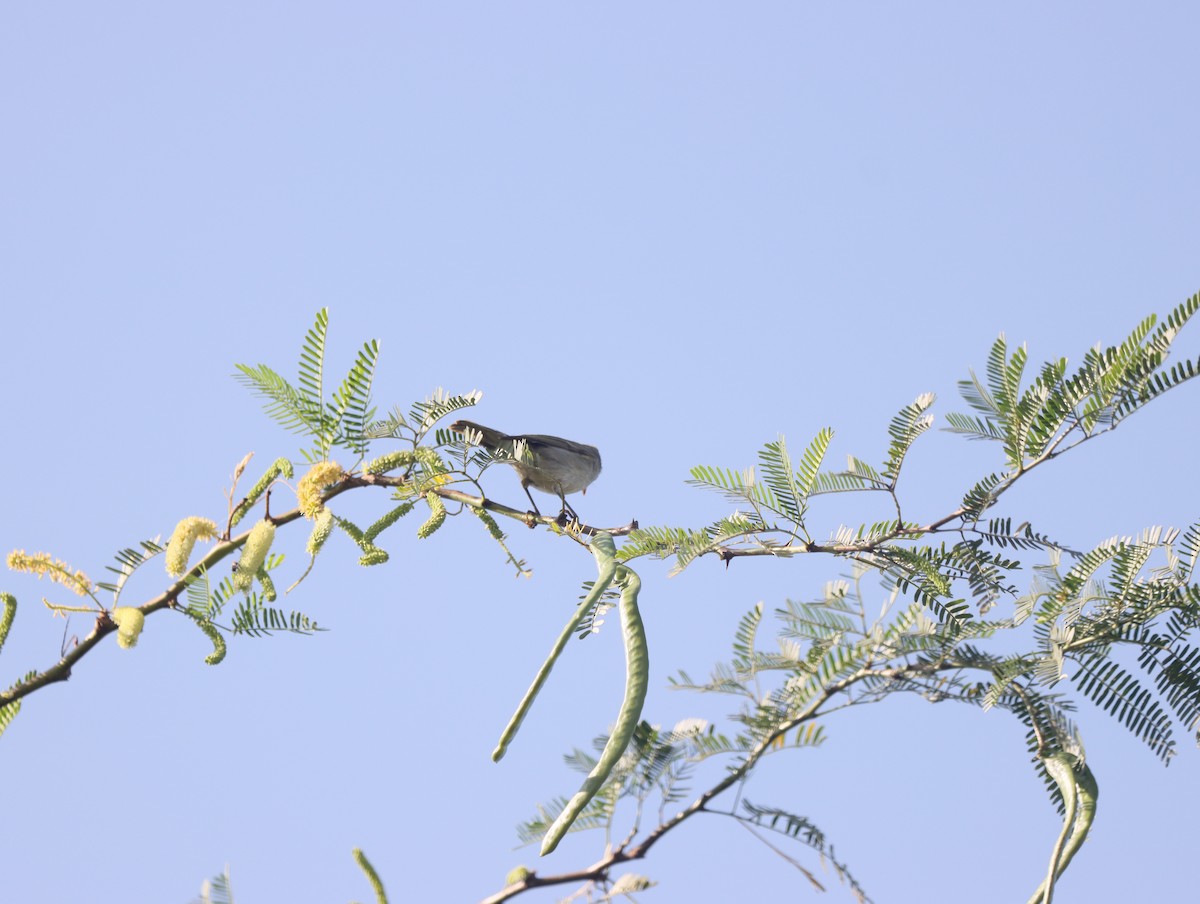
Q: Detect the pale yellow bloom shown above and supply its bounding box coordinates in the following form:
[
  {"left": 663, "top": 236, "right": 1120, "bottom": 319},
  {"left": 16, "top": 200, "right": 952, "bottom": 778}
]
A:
[
  {"left": 111, "top": 607, "right": 146, "bottom": 649},
  {"left": 7, "top": 551, "right": 93, "bottom": 596},
  {"left": 306, "top": 508, "right": 335, "bottom": 556},
  {"left": 165, "top": 516, "right": 220, "bottom": 577},
  {"left": 297, "top": 461, "right": 343, "bottom": 518},
  {"left": 417, "top": 491, "right": 446, "bottom": 539},
  {"left": 233, "top": 520, "right": 276, "bottom": 591}
]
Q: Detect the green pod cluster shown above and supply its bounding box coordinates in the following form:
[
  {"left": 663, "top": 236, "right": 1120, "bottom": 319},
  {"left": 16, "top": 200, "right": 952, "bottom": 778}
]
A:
[
  {"left": 540, "top": 560, "right": 647, "bottom": 856},
  {"left": 493, "top": 534, "right": 620, "bottom": 764},
  {"left": 1028, "top": 754, "right": 1099, "bottom": 904}
]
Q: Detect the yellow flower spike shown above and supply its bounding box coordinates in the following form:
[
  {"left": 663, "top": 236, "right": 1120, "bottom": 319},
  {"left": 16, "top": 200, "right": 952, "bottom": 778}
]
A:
[
  {"left": 230, "top": 457, "right": 295, "bottom": 527},
  {"left": 256, "top": 567, "right": 277, "bottom": 602},
  {"left": 470, "top": 506, "right": 505, "bottom": 540},
  {"left": 413, "top": 447, "right": 445, "bottom": 471},
  {"left": 0, "top": 593, "right": 16, "bottom": 655},
  {"left": 232, "top": 520, "right": 276, "bottom": 592},
  {"left": 359, "top": 548, "right": 389, "bottom": 567},
  {"left": 194, "top": 618, "right": 227, "bottom": 665},
  {"left": 165, "top": 517, "right": 220, "bottom": 577},
  {"left": 297, "top": 461, "right": 344, "bottom": 518},
  {"left": 352, "top": 848, "right": 388, "bottom": 904},
  {"left": 111, "top": 607, "right": 145, "bottom": 649},
  {"left": 416, "top": 491, "right": 446, "bottom": 539},
  {"left": 364, "top": 450, "right": 415, "bottom": 475},
  {"left": 306, "top": 508, "right": 335, "bottom": 556},
  {"left": 6, "top": 551, "right": 93, "bottom": 597}
]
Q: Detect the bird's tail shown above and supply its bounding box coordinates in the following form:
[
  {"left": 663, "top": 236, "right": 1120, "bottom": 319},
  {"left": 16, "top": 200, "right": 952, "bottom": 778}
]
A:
[{"left": 449, "top": 420, "right": 510, "bottom": 451}]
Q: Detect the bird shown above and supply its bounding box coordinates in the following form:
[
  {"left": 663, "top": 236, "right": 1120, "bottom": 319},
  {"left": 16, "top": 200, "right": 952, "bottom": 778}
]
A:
[{"left": 450, "top": 420, "right": 601, "bottom": 521}]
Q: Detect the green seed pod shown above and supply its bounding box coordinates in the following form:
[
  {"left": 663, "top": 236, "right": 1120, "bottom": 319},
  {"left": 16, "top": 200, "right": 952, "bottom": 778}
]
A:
[
  {"left": 111, "top": 607, "right": 146, "bottom": 649},
  {"left": 165, "top": 516, "right": 220, "bottom": 577},
  {"left": 416, "top": 491, "right": 446, "bottom": 539},
  {"left": 493, "top": 534, "right": 619, "bottom": 764},
  {"left": 233, "top": 520, "right": 276, "bottom": 592},
  {"left": 541, "top": 560, "right": 648, "bottom": 856}
]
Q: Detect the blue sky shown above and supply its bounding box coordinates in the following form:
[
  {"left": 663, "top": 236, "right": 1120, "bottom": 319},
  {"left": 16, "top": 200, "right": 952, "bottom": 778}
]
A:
[{"left": 1, "top": 4, "right": 1198, "bottom": 902}]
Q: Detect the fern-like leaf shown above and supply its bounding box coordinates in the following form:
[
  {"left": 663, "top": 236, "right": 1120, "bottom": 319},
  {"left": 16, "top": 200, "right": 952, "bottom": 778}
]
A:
[
  {"left": 882, "top": 394, "right": 935, "bottom": 482},
  {"left": 1070, "top": 653, "right": 1175, "bottom": 763}
]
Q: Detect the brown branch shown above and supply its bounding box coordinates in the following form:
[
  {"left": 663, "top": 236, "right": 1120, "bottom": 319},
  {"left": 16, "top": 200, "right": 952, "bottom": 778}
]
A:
[
  {"left": 705, "top": 418, "right": 1127, "bottom": 567},
  {"left": 0, "top": 476, "right": 633, "bottom": 710},
  {"left": 479, "top": 667, "right": 868, "bottom": 903},
  {"left": 482, "top": 645, "right": 1065, "bottom": 902}
]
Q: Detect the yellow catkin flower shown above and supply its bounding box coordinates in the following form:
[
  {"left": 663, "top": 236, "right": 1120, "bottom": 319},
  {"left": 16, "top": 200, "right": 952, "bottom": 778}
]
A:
[
  {"left": 417, "top": 491, "right": 446, "bottom": 539},
  {"left": 359, "top": 548, "right": 389, "bottom": 567},
  {"left": 307, "top": 507, "right": 335, "bottom": 556},
  {"left": 364, "top": 450, "right": 415, "bottom": 475},
  {"left": 233, "top": 520, "right": 276, "bottom": 591},
  {"left": 111, "top": 607, "right": 145, "bottom": 649},
  {"left": 413, "top": 447, "right": 445, "bottom": 470},
  {"left": 470, "top": 506, "right": 505, "bottom": 540},
  {"left": 195, "top": 618, "right": 227, "bottom": 665},
  {"left": 257, "top": 569, "right": 277, "bottom": 602},
  {"left": 230, "top": 457, "right": 296, "bottom": 527},
  {"left": 165, "top": 516, "right": 220, "bottom": 577},
  {"left": 297, "top": 461, "right": 343, "bottom": 518},
  {"left": 352, "top": 849, "right": 388, "bottom": 904},
  {"left": 0, "top": 593, "right": 16, "bottom": 655},
  {"left": 6, "top": 551, "right": 93, "bottom": 597}
]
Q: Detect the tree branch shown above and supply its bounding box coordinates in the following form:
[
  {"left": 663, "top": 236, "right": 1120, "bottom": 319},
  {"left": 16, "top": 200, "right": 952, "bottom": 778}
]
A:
[{"left": 0, "top": 476, "right": 634, "bottom": 710}]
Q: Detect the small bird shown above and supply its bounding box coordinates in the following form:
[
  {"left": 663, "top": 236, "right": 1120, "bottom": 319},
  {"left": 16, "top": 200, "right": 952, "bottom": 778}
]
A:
[{"left": 450, "top": 420, "right": 601, "bottom": 520}]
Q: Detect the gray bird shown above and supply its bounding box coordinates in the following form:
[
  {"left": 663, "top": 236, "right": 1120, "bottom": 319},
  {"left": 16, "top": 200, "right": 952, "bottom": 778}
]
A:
[{"left": 450, "top": 420, "right": 601, "bottom": 520}]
